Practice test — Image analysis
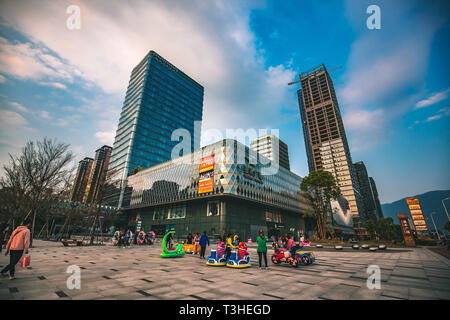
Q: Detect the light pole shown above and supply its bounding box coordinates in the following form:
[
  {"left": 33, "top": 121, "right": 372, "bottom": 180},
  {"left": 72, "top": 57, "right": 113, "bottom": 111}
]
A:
[
  {"left": 442, "top": 197, "right": 450, "bottom": 222},
  {"left": 430, "top": 212, "right": 441, "bottom": 241}
]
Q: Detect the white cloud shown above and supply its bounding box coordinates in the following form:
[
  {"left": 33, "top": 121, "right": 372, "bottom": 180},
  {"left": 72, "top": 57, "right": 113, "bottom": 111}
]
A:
[
  {"left": 39, "top": 81, "right": 67, "bottom": 89},
  {"left": 0, "top": 109, "right": 36, "bottom": 148},
  {"left": 415, "top": 88, "right": 450, "bottom": 109},
  {"left": 39, "top": 110, "right": 51, "bottom": 120},
  {"left": 0, "top": 0, "right": 297, "bottom": 140},
  {"left": 0, "top": 74, "right": 5, "bottom": 83},
  {"left": 426, "top": 114, "right": 442, "bottom": 122},
  {"left": 9, "top": 101, "right": 29, "bottom": 113},
  {"left": 0, "top": 109, "right": 28, "bottom": 127},
  {"left": 338, "top": 1, "right": 443, "bottom": 150},
  {"left": 95, "top": 131, "right": 115, "bottom": 145},
  {"left": 0, "top": 36, "right": 81, "bottom": 83}
]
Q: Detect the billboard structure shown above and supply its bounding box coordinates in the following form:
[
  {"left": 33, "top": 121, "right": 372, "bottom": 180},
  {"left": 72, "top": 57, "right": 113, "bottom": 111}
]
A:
[
  {"left": 198, "top": 155, "right": 214, "bottom": 194},
  {"left": 397, "top": 213, "right": 416, "bottom": 247},
  {"left": 406, "top": 198, "right": 429, "bottom": 236}
]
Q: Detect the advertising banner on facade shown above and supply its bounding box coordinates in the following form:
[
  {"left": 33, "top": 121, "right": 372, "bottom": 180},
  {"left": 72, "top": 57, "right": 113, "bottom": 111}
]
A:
[
  {"left": 397, "top": 213, "right": 416, "bottom": 247},
  {"left": 198, "top": 155, "right": 214, "bottom": 194},
  {"left": 406, "top": 197, "right": 429, "bottom": 236},
  {"left": 199, "top": 155, "right": 214, "bottom": 173}
]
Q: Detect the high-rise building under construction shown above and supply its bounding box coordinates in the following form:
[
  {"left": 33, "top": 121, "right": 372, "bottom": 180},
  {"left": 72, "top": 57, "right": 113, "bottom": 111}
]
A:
[{"left": 296, "top": 64, "right": 365, "bottom": 231}]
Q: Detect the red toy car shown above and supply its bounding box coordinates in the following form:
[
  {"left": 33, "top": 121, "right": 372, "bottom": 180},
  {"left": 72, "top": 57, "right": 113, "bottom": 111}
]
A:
[{"left": 271, "top": 245, "right": 315, "bottom": 267}]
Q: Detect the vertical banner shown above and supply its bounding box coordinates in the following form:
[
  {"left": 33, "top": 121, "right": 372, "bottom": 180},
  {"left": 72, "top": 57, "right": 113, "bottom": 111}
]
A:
[
  {"left": 406, "top": 198, "right": 429, "bottom": 236},
  {"left": 198, "top": 155, "right": 214, "bottom": 194},
  {"left": 397, "top": 213, "right": 416, "bottom": 247}
]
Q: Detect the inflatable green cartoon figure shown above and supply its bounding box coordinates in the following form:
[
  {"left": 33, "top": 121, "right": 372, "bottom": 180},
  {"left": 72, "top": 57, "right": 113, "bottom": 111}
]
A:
[{"left": 160, "top": 230, "right": 185, "bottom": 258}]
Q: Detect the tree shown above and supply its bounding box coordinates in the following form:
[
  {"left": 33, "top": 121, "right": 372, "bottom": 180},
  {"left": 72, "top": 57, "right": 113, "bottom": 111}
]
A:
[
  {"left": 300, "top": 170, "right": 341, "bottom": 240},
  {"left": 375, "top": 217, "right": 400, "bottom": 241},
  {"left": 0, "top": 138, "right": 74, "bottom": 245},
  {"left": 445, "top": 222, "right": 450, "bottom": 234},
  {"left": 365, "top": 219, "right": 377, "bottom": 240}
]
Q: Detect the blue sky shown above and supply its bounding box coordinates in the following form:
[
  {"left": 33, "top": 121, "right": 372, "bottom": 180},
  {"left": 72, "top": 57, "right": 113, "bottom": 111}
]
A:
[{"left": 0, "top": 0, "right": 449, "bottom": 204}]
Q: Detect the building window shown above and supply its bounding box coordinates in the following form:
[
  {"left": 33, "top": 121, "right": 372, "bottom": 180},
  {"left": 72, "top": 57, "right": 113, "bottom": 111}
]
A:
[
  {"left": 153, "top": 207, "right": 166, "bottom": 220},
  {"left": 265, "top": 209, "right": 281, "bottom": 223},
  {"left": 207, "top": 201, "right": 220, "bottom": 216},
  {"left": 168, "top": 205, "right": 186, "bottom": 219}
]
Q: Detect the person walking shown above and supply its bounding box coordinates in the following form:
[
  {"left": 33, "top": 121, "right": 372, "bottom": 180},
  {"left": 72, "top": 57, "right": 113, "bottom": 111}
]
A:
[
  {"left": 1, "top": 219, "right": 31, "bottom": 280},
  {"left": 199, "top": 231, "right": 210, "bottom": 259},
  {"left": 286, "top": 235, "right": 294, "bottom": 250},
  {"left": 256, "top": 230, "right": 268, "bottom": 270},
  {"left": 112, "top": 230, "right": 120, "bottom": 246},
  {"left": 194, "top": 233, "right": 200, "bottom": 255}
]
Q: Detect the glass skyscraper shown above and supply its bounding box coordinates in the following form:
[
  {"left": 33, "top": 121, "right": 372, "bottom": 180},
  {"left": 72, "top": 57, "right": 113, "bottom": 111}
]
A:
[{"left": 104, "top": 50, "right": 204, "bottom": 208}]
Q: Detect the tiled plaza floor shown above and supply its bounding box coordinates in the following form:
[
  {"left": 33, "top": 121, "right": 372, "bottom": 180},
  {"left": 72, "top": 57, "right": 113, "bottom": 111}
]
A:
[{"left": 0, "top": 240, "right": 449, "bottom": 300}]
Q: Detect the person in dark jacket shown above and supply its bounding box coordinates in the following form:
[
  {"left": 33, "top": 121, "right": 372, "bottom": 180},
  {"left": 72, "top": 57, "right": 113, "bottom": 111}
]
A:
[
  {"left": 199, "top": 231, "right": 210, "bottom": 259},
  {"left": 186, "top": 233, "right": 193, "bottom": 245}
]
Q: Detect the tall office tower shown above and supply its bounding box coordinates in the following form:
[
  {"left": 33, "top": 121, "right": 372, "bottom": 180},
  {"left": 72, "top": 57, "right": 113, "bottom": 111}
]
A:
[
  {"left": 369, "top": 177, "right": 383, "bottom": 219},
  {"left": 250, "top": 134, "right": 291, "bottom": 170},
  {"left": 104, "top": 50, "right": 204, "bottom": 208},
  {"left": 70, "top": 157, "right": 94, "bottom": 202},
  {"left": 83, "top": 145, "right": 113, "bottom": 204},
  {"left": 353, "top": 161, "right": 377, "bottom": 222},
  {"left": 296, "top": 64, "right": 365, "bottom": 230}
]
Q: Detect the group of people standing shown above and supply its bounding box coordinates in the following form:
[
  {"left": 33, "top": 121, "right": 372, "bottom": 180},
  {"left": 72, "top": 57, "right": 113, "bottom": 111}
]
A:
[
  {"left": 113, "top": 229, "right": 156, "bottom": 248},
  {"left": 185, "top": 232, "right": 210, "bottom": 259}
]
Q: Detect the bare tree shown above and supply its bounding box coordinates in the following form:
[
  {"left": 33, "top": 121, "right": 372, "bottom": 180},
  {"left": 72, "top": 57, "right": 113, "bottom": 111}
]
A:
[{"left": 0, "top": 138, "right": 75, "bottom": 245}]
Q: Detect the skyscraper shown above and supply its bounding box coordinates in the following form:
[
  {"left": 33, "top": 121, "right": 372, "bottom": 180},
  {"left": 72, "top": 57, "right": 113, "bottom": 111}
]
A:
[
  {"left": 296, "top": 64, "right": 364, "bottom": 231},
  {"left": 369, "top": 177, "right": 383, "bottom": 219},
  {"left": 104, "top": 50, "right": 204, "bottom": 208},
  {"left": 70, "top": 157, "right": 94, "bottom": 203},
  {"left": 83, "top": 145, "right": 113, "bottom": 204},
  {"left": 353, "top": 161, "right": 377, "bottom": 222},
  {"left": 250, "top": 134, "right": 291, "bottom": 170}
]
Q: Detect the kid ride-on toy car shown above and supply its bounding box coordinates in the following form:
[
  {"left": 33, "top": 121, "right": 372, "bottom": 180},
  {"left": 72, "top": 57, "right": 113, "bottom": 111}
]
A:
[
  {"left": 271, "top": 244, "right": 315, "bottom": 267},
  {"left": 226, "top": 242, "right": 251, "bottom": 268},
  {"left": 206, "top": 242, "right": 227, "bottom": 266},
  {"left": 160, "top": 231, "right": 185, "bottom": 258}
]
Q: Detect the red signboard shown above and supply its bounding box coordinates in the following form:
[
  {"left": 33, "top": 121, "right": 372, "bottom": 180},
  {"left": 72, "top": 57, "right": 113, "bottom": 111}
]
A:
[
  {"left": 397, "top": 213, "right": 416, "bottom": 247},
  {"left": 198, "top": 155, "right": 214, "bottom": 194},
  {"left": 199, "top": 155, "right": 214, "bottom": 173}
]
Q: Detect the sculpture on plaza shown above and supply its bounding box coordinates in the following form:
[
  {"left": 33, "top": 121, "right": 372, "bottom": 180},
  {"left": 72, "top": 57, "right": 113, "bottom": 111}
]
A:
[{"left": 160, "top": 231, "right": 185, "bottom": 258}]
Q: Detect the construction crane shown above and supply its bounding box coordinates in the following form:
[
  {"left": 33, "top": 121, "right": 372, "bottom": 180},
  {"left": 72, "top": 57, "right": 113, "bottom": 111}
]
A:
[{"left": 288, "top": 65, "right": 342, "bottom": 86}]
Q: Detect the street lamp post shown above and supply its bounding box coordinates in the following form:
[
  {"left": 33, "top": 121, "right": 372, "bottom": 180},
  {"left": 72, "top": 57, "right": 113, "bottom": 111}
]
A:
[
  {"left": 430, "top": 212, "right": 440, "bottom": 241},
  {"left": 442, "top": 197, "right": 450, "bottom": 222}
]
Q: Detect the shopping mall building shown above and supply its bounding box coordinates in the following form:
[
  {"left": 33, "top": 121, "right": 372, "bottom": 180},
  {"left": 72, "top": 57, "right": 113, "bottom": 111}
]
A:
[{"left": 119, "top": 139, "right": 314, "bottom": 240}]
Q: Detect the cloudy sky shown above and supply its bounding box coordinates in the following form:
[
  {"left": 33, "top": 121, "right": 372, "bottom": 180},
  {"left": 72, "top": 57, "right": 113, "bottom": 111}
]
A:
[{"left": 0, "top": 0, "right": 449, "bottom": 203}]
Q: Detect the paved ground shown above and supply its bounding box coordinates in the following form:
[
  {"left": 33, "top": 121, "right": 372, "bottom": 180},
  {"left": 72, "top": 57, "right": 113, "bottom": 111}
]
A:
[{"left": 0, "top": 240, "right": 449, "bottom": 300}]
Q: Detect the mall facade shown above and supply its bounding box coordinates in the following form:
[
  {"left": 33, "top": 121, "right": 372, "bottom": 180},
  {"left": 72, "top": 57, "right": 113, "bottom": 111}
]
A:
[{"left": 120, "top": 139, "right": 312, "bottom": 240}]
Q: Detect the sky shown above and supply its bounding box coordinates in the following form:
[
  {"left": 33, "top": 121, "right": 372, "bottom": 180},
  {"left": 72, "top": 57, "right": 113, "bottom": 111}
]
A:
[{"left": 0, "top": 0, "right": 449, "bottom": 204}]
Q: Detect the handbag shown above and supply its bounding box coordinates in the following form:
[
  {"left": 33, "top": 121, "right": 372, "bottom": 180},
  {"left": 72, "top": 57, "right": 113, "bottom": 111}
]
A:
[{"left": 20, "top": 255, "right": 31, "bottom": 268}]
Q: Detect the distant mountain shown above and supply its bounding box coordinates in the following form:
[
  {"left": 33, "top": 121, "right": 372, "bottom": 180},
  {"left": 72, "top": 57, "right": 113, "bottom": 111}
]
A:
[{"left": 381, "top": 190, "right": 450, "bottom": 234}]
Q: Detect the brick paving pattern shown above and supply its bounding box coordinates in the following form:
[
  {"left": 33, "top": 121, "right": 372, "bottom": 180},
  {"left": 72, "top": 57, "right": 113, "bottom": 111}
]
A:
[{"left": 0, "top": 240, "right": 449, "bottom": 300}]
